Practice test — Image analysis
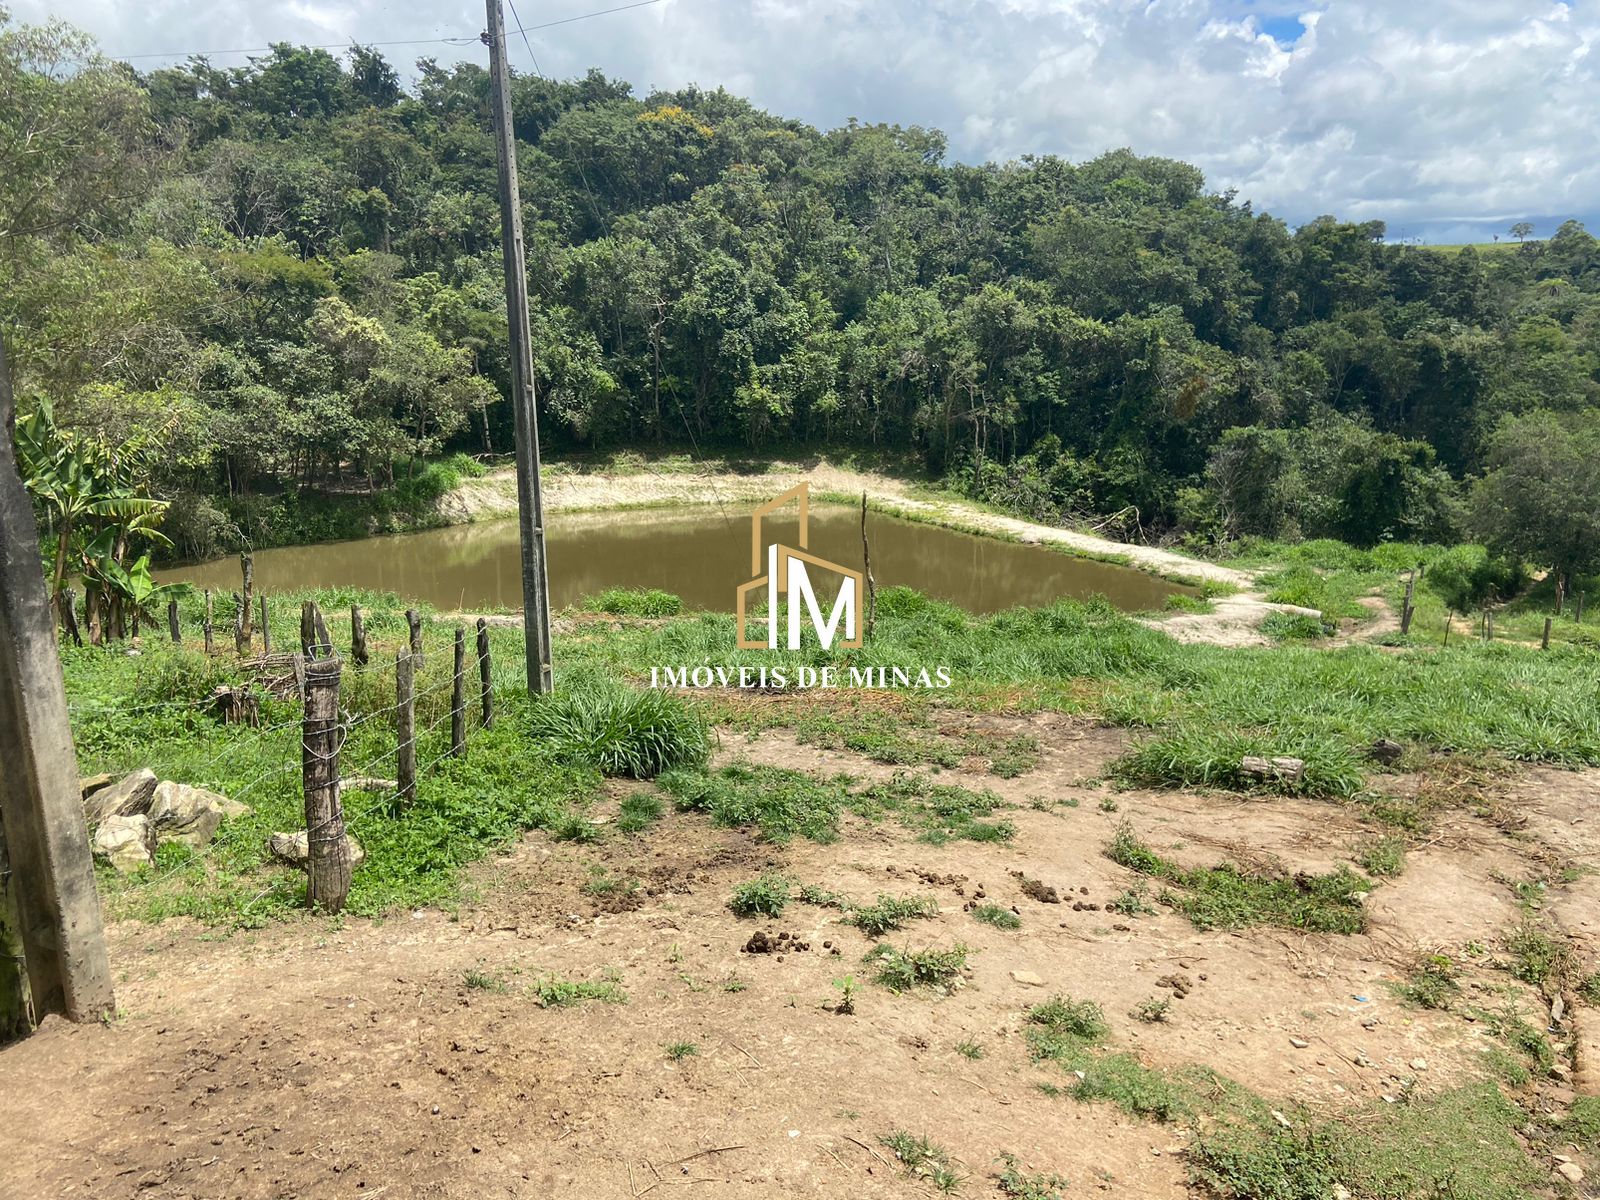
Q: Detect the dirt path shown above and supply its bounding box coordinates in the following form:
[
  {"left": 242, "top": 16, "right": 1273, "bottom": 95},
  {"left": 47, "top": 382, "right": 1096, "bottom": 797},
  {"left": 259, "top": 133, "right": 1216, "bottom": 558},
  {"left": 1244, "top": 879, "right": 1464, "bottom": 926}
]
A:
[
  {"left": 3, "top": 719, "right": 1590, "bottom": 1199},
  {"left": 443, "top": 460, "right": 1320, "bottom": 646}
]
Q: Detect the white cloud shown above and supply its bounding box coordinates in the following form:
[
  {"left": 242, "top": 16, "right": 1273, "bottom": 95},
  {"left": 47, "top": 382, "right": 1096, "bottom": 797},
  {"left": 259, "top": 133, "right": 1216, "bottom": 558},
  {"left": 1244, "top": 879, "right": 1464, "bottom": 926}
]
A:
[{"left": 14, "top": 0, "right": 1598, "bottom": 240}]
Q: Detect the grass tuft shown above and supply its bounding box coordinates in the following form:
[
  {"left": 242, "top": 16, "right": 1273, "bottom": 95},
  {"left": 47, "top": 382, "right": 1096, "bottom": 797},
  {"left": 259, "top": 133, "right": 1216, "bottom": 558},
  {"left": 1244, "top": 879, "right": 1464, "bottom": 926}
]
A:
[{"left": 528, "top": 683, "right": 709, "bottom": 778}]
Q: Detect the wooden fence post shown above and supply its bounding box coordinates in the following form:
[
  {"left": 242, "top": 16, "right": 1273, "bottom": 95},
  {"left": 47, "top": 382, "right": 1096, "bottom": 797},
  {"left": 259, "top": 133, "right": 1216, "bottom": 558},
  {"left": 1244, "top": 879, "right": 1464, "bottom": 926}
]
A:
[
  {"left": 301, "top": 601, "right": 331, "bottom": 658},
  {"left": 232, "top": 592, "right": 244, "bottom": 656},
  {"left": 451, "top": 626, "right": 467, "bottom": 758},
  {"left": 167, "top": 599, "right": 180, "bottom": 644},
  {"left": 406, "top": 608, "right": 424, "bottom": 663},
  {"left": 203, "top": 590, "right": 214, "bottom": 654},
  {"left": 259, "top": 594, "right": 271, "bottom": 655},
  {"left": 1443, "top": 615, "right": 1451, "bottom": 646},
  {"left": 351, "top": 604, "right": 368, "bottom": 668},
  {"left": 1577, "top": 592, "right": 1586, "bottom": 624},
  {"left": 396, "top": 649, "right": 417, "bottom": 805},
  {"left": 1400, "top": 569, "right": 1416, "bottom": 636},
  {"left": 1542, "top": 617, "right": 1553, "bottom": 650},
  {"left": 301, "top": 656, "right": 350, "bottom": 913},
  {"left": 476, "top": 617, "right": 494, "bottom": 729},
  {"left": 239, "top": 553, "right": 254, "bottom": 649},
  {"left": 861, "top": 491, "right": 877, "bottom": 639},
  {"left": 0, "top": 331, "right": 115, "bottom": 1028},
  {"left": 60, "top": 586, "right": 81, "bottom": 649}
]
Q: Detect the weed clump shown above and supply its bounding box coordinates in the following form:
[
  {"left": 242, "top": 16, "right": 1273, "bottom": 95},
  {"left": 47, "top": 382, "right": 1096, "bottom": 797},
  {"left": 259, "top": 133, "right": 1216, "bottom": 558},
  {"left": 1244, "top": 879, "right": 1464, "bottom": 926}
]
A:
[
  {"left": 660, "top": 762, "right": 849, "bottom": 843},
  {"left": 528, "top": 684, "right": 709, "bottom": 778},
  {"left": 994, "top": 1154, "right": 1066, "bottom": 1200},
  {"left": 847, "top": 893, "right": 938, "bottom": 937},
  {"left": 1356, "top": 835, "right": 1407, "bottom": 877},
  {"left": 729, "top": 872, "right": 792, "bottom": 918},
  {"left": 864, "top": 943, "right": 970, "bottom": 993},
  {"left": 1393, "top": 953, "right": 1460, "bottom": 1009},
  {"left": 530, "top": 972, "right": 626, "bottom": 1008},
  {"left": 582, "top": 588, "right": 684, "bottom": 617},
  {"left": 971, "top": 904, "right": 1022, "bottom": 930},
  {"left": 1105, "top": 823, "right": 1370, "bottom": 934},
  {"left": 880, "top": 1131, "right": 961, "bottom": 1194}
]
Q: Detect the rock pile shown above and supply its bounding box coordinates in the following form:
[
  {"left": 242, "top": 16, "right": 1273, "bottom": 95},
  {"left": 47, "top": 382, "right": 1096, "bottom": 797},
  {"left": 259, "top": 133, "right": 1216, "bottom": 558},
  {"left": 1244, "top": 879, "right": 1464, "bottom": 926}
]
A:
[{"left": 83, "top": 770, "right": 251, "bottom": 871}]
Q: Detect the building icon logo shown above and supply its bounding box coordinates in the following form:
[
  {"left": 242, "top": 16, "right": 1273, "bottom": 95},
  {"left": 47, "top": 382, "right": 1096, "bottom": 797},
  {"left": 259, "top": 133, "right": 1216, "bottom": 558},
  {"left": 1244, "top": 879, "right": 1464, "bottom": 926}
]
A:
[{"left": 736, "top": 483, "right": 864, "bottom": 650}]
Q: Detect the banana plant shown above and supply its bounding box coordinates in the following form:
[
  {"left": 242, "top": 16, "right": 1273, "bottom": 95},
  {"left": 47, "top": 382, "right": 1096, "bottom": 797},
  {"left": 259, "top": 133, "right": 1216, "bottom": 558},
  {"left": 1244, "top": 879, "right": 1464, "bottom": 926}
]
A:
[{"left": 14, "top": 399, "right": 172, "bottom": 638}]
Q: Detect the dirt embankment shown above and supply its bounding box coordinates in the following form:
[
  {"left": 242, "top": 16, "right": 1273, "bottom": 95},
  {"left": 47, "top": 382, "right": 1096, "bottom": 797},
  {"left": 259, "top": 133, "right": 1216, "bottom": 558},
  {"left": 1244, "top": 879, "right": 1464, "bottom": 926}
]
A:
[{"left": 443, "top": 460, "right": 1321, "bottom": 647}]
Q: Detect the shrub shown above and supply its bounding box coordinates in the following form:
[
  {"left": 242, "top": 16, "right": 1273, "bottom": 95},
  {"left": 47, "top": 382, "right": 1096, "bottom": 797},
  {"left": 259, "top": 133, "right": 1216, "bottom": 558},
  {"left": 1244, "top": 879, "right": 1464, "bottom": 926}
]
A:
[
  {"left": 583, "top": 588, "right": 684, "bottom": 617},
  {"left": 528, "top": 684, "right": 709, "bottom": 778},
  {"left": 729, "top": 872, "right": 791, "bottom": 918},
  {"left": 847, "top": 894, "right": 938, "bottom": 937}
]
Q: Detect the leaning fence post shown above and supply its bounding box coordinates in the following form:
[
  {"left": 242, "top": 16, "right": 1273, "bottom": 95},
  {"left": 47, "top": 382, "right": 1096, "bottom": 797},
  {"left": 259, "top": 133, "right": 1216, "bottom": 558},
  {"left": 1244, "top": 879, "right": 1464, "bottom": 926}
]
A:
[
  {"left": 203, "top": 590, "right": 214, "bottom": 654},
  {"left": 1400, "top": 569, "right": 1415, "bottom": 636},
  {"left": 259, "top": 593, "right": 271, "bottom": 655},
  {"left": 406, "top": 608, "right": 424, "bottom": 663},
  {"left": 1542, "top": 617, "right": 1553, "bottom": 650},
  {"left": 167, "top": 598, "right": 180, "bottom": 644},
  {"left": 451, "top": 626, "right": 467, "bottom": 758},
  {"left": 237, "top": 553, "right": 254, "bottom": 653},
  {"left": 351, "top": 604, "right": 369, "bottom": 667},
  {"left": 0, "top": 331, "right": 115, "bottom": 1027},
  {"left": 231, "top": 592, "right": 244, "bottom": 656},
  {"left": 476, "top": 617, "right": 494, "bottom": 729},
  {"left": 396, "top": 649, "right": 417, "bottom": 805},
  {"left": 301, "top": 656, "right": 350, "bottom": 913}
]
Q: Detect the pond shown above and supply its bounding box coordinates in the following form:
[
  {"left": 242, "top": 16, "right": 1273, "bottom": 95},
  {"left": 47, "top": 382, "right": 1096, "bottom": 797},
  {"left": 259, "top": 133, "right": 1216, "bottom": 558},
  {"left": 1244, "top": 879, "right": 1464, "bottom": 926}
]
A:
[{"left": 162, "top": 504, "right": 1189, "bottom": 615}]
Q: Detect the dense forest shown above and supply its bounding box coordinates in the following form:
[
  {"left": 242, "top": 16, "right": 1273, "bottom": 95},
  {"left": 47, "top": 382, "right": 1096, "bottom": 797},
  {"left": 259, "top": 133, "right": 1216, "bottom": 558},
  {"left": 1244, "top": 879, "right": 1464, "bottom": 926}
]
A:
[{"left": 4, "top": 13, "right": 1599, "bottom": 593}]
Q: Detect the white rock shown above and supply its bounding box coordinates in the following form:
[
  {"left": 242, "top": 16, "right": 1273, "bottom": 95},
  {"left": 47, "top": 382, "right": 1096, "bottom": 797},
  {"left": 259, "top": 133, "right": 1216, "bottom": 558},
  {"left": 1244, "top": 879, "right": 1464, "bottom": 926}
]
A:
[
  {"left": 148, "top": 781, "right": 248, "bottom": 848},
  {"left": 1289, "top": 1036, "right": 1310, "bottom": 1048},
  {"left": 85, "top": 768, "right": 158, "bottom": 825},
  {"left": 1009, "top": 969, "right": 1046, "bottom": 987},
  {"left": 93, "top": 814, "right": 155, "bottom": 872},
  {"left": 1409, "top": 1057, "right": 1427, "bottom": 1071},
  {"left": 268, "top": 830, "right": 366, "bottom": 869},
  {"left": 1556, "top": 1162, "right": 1584, "bottom": 1184}
]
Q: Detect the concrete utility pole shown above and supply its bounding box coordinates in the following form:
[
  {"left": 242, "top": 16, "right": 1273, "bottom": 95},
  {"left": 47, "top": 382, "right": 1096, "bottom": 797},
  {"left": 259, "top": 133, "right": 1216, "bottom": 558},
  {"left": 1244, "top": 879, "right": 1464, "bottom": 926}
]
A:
[
  {"left": 484, "top": 0, "right": 554, "bottom": 694},
  {"left": 0, "top": 331, "right": 115, "bottom": 1029}
]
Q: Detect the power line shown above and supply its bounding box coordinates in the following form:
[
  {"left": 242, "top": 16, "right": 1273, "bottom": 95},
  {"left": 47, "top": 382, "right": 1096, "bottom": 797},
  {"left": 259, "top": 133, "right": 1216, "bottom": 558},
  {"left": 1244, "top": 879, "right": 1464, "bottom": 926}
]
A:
[{"left": 94, "top": 0, "right": 669, "bottom": 65}]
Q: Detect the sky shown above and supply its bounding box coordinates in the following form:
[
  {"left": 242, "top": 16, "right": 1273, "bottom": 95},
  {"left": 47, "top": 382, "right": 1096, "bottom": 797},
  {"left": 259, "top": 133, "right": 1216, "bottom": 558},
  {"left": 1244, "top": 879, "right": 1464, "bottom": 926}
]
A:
[{"left": 14, "top": 0, "right": 1600, "bottom": 243}]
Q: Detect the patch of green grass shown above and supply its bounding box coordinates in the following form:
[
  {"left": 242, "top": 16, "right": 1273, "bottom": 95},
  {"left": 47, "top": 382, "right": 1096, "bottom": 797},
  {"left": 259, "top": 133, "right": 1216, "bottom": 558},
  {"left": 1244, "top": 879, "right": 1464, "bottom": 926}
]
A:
[
  {"left": 663, "top": 1040, "right": 698, "bottom": 1061},
  {"left": 984, "top": 734, "right": 1042, "bottom": 778},
  {"left": 993, "top": 1154, "right": 1067, "bottom": 1200},
  {"left": 1355, "top": 835, "right": 1407, "bottom": 878},
  {"left": 728, "top": 871, "right": 792, "bottom": 918},
  {"left": 580, "top": 866, "right": 638, "bottom": 899},
  {"left": 1480, "top": 1000, "right": 1556, "bottom": 1076},
  {"left": 1027, "top": 994, "right": 1110, "bottom": 1045},
  {"left": 796, "top": 706, "right": 960, "bottom": 769},
  {"left": 880, "top": 1131, "right": 961, "bottom": 1194},
  {"left": 1257, "top": 563, "right": 1371, "bottom": 621},
  {"left": 1189, "top": 1083, "right": 1543, "bottom": 1200},
  {"left": 582, "top": 588, "right": 684, "bottom": 617},
  {"left": 858, "top": 772, "right": 1014, "bottom": 844},
  {"left": 1106, "top": 823, "right": 1369, "bottom": 933},
  {"left": 528, "top": 683, "right": 710, "bottom": 778},
  {"left": 847, "top": 893, "right": 939, "bottom": 937},
  {"left": 616, "top": 791, "right": 664, "bottom": 834},
  {"left": 660, "top": 762, "right": 849, "bottom": 843},
  {"left": 530, "top": 972, "right": 626, "bottom": 1008},
  {"left": 1504, "top": 922, "right": 1575, "bottom": 991},
  {"left": 864, "top": 943, "right": 970, "bottom": 993},
  {"left": 1261, "top": 611, "right": 1337, "bottom": 641},
  {"left": 955, "top": 1039, "right": 984, "bottom": 1060},
  {"left": 1392, "top": 954, "right": 1460, "bottom": 1010},
  {"left": 462, "top": 967, "right": 507, "bottom": 992},
  {"left": 1132, "top": 996, "right": 1171, "bottom": 1023},
  {"left": 1113, "top": 727, "right": 1365, "bottom": 797},
  {"left": 1109, "top": 883, "right": 1156, "bottom": 917},
  {"left": 1162, "top": 593, "right": 1214, "bottom": 615},
  {"left": 1561, "top": 1096, "right": 1600, "bottom": 1148},
  {"left": 971, "top": 904, "right": 1021, "bottom": 930}
]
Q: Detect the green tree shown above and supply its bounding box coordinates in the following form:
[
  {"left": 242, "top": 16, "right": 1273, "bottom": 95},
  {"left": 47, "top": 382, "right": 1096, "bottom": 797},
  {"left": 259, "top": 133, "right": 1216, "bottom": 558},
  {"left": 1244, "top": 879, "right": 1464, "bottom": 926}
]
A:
[{"left": 1470, "top": 410, "right": 1600, "bottom": 591}]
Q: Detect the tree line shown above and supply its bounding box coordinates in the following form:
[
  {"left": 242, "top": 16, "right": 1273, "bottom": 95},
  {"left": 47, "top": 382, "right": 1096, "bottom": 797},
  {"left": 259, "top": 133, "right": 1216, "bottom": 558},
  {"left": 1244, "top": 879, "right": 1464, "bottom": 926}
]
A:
[{"left": 2, "top": 13, "right": 1598, "bottom": 593}]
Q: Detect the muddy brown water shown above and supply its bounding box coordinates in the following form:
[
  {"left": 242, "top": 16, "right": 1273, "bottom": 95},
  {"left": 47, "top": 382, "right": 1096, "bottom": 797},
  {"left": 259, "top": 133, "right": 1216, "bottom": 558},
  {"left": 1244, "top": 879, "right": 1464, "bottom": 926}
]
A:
[{"left": 163, "top": 504, "right": 1188, "bottom": 614}]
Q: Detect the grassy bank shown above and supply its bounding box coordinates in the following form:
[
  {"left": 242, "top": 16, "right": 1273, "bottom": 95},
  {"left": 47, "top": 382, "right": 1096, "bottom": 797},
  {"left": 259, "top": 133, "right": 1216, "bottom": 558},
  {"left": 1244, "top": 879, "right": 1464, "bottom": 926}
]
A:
[{"left": 70, "top": 583, "right": 1600, "bottom": 924}]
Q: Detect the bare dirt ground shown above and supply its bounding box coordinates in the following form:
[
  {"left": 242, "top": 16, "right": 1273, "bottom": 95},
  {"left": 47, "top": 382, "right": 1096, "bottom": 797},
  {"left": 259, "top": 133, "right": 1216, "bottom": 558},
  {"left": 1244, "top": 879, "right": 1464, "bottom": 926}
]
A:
[
  {"left": 443, "top": 460, "right": 1322, "bottom": 647},
  {"left": 2, "top": 713, "right": 1590, "bottom": 1200}
]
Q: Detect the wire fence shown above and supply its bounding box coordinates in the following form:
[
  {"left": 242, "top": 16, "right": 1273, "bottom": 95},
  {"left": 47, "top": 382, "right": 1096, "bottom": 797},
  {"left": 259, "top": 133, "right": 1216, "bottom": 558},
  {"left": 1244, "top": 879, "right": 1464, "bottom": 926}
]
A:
[{"left": 69, "top": 592, "right": 500, "bottom": 913}]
